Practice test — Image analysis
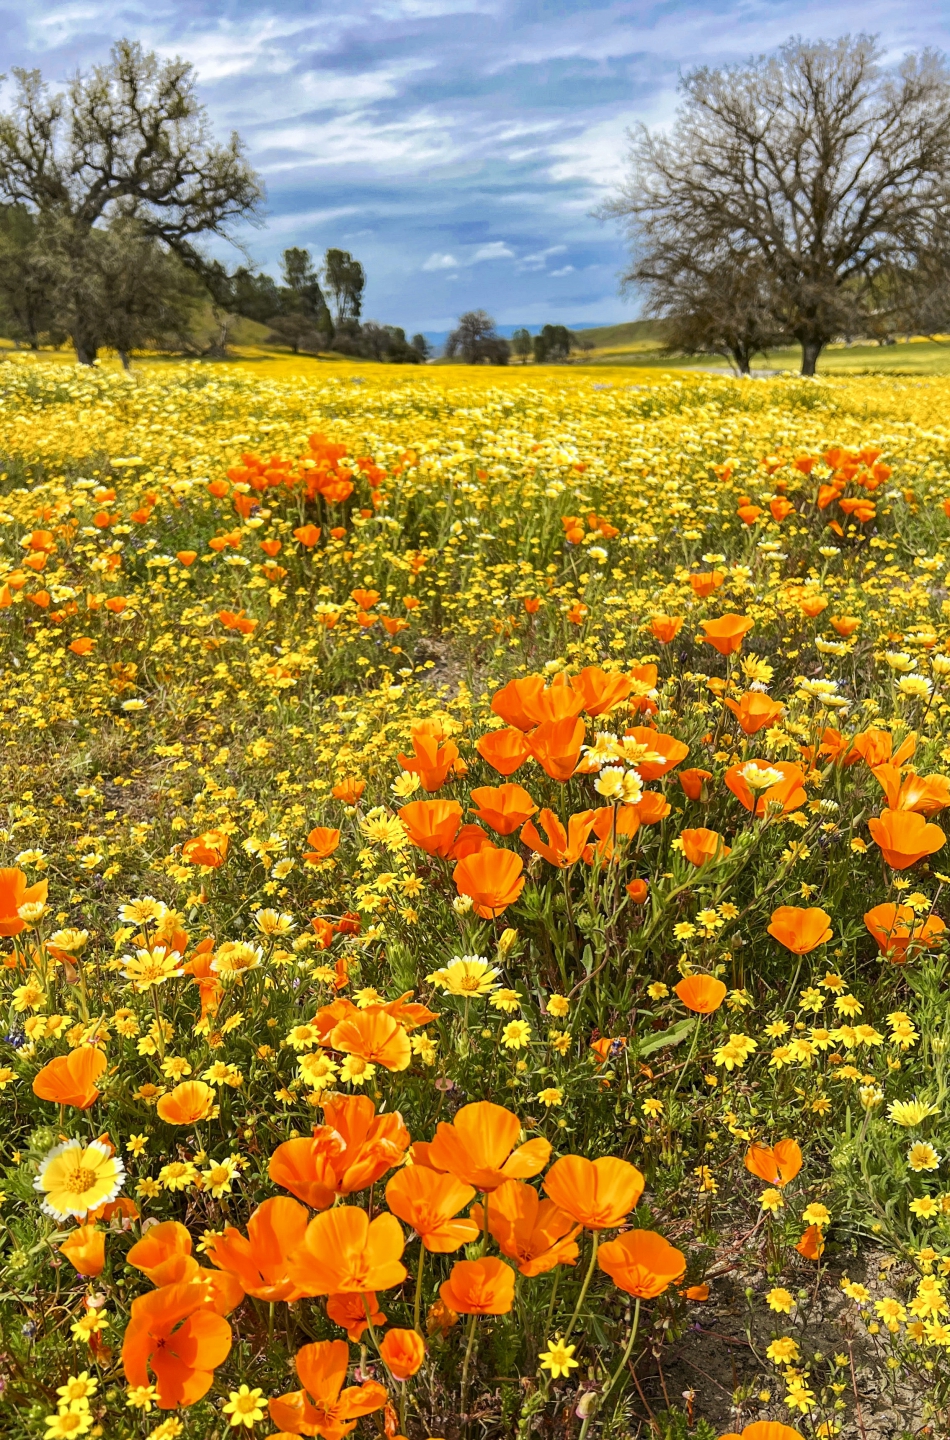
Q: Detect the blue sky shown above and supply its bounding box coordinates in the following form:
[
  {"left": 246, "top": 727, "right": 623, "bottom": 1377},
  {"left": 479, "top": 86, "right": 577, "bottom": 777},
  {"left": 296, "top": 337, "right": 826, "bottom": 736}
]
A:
[{"left": 3, "top": 1, "right": 950, "bottom": 333}]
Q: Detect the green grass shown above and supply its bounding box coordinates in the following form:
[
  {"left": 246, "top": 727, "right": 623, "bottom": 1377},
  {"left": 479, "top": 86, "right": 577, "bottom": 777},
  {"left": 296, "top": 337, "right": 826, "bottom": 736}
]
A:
[{"left": 575, "top": 336, "right": 950, "bottom": 375}]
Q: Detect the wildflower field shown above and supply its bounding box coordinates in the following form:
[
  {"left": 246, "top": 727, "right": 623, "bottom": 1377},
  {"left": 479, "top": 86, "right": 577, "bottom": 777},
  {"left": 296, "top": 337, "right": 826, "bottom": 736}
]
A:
[{"left": 5, "top": 357, "right": 950, "bottom": 1440}]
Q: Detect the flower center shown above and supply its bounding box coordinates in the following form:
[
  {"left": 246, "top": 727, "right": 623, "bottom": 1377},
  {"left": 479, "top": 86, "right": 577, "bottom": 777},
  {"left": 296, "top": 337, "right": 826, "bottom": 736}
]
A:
[{"left": 63, "top": 1163, "right": 98, "bottom": 1194}]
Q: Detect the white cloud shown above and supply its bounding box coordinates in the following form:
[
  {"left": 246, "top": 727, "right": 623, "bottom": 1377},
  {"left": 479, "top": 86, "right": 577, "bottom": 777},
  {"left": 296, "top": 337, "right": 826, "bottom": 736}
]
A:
[
  {"left": 472, "top": 241, "right": 514, "bottom": 261},
  {"left": 550, "top": 265, "right": 575, "bottom": 277},
  {"left": 422, "top": 252, "right": 460, "bottom": 270}
]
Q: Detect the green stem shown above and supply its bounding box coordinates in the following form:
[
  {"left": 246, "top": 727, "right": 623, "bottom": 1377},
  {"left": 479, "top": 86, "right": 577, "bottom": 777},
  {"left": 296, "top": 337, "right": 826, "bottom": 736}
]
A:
[
  {"left": 413, "top": 1244, "right": 426, "bottom": 1336},
  {"left": 460, "top": 1310, "right": 478, "bottom": 1419},
  {"left": 602, "top": 1297, "right": 640, "bottom": 1405},
  {"left": 562, "top": 1231, "right": 598, "bottom": 1346}
]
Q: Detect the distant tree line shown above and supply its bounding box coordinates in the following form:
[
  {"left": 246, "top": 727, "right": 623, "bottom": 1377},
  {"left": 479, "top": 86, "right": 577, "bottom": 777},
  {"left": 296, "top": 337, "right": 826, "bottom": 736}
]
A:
[
  {"left": 0, "top": 43, "right": 428, "bottom": 366},
  {"left": 605, "top": 35, "right": 950, "bottom": 375},
  {"left": 446, "top": 314, "right": 594, "bottom": 365}
]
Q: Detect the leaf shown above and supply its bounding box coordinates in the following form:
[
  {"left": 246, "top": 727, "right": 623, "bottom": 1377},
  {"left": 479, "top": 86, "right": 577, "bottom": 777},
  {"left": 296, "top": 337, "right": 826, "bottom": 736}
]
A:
[{"left": 638, "top": 1018, "right": 696, "bottom": 1057}]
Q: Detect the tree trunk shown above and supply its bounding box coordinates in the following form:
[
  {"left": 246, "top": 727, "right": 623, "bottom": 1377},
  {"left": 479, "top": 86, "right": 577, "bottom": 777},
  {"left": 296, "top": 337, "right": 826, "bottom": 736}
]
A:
[
  {"left": 800, "top": 338, "right": 823, "bottom": 376},
  {"left": 118, "top": 349, "right": 131, "bottom": 371},
  {"left": 730, "top": 345, "right": 752, "bottom": 375},
  {"left": 73, "top": 334, "right": 99, "bottom": 365}
]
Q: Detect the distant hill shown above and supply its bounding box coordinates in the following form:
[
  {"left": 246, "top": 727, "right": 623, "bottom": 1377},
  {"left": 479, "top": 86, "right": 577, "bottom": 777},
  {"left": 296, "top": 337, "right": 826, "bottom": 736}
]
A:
[{"left": 572, "top": 319, "right": 668, "bottom": 350}]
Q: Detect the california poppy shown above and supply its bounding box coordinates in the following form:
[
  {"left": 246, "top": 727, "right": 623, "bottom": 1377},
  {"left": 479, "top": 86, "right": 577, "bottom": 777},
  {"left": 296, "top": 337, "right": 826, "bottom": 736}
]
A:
[
  {"left": 767, "top": 906, "right": 833, "bottom": 954},
  {"left": 650, "top": 615, "right": 683, "bottom": 644},
  {"left": 624, "top": 726, "right": 689, "bottom": 781},
  {"left": 674, "top": 975, "right": 727, "bottom": 1013},
  {"left": 288, "top": 1206, "right": 407, "bottom": 1297},
  {"left": 724, "top": 760, "right": 806, "bottom": 817},
  {"left": 864, "top": 903, "right": 946, "bottom": 962},
  {"left": 597, "top": 1229, "right": 686, "bottom": 1298},
  {"left": 59, "top": 1223, "right": 106, "bottom": 1277},
  {"left": 427, "top": 1101, "right": 550, "bottom": 1191},
  {"left": 522, "top": 679, "right": 586, "bottom": 726},
  {"left": 122, "top": 1280, "right": 233, "bottom": 1408},
  {"left": 475, "top": 727, "right": 532, "bottom": 777},
  {"left": 33, "top": 1046, "right": 106, "bottom": 1109},
  {"left": 689, "top": 570, "right": 724, "bottom": 598},
  {"left": 398, "top": 799, "right": 462, "bottom": 857},
  {"left": 700, "top": 614, "right": 754, "bottom": 655},
  {"left": 744, "top": 1139, "right": 802, "bottom": 1187},
  {"left": 205, "top": 1197, "right": 310, "bottom": 1302},
  {"left": 521, "top": 808, "right": 597, "bottom": 867},
  {"left": 385, "top": 1166, "right": 479, "bottom": 1252},
  {"left": 0, "top": 867, "right": 48, "bottom": 936},
  {"left": 181, "top": 830, "right": 230, "bottom": 867},
  {"left": 527, "top": 716, "right": 586, "bottom": 782},
  {"left": 542, "top": 1155, "right": 644, "bottom": 1229},
  {"left": 872, "top": 765, "right": 950, "bottom": 816},
  {"left": 332, "top": 777, "right": 366, "bottom": 805},
  {"left": 379, "top": 1328, "right": 426, "bottom": 1380},
  {"left": 490, "top": 675, "right": 546, "bottom": 730},
  {"left": 469, "top": 784, "right": 538, "bottom": 836},
  {"left": 268, "top": 1340, "right": 388, "bottom": 1438},
  {"left": 439, "top": 1256, "right": 515, "bottom": 1315},
  {"left": 796, "top": 1224, "right": 824, "bottom": 1260},
  {"left": 156, "top": 1080, "right": 215, "bottom": 1125},
  {"left": 326, "top": 1290, "right": 386, "bottom": 1341},
  {"left": 867, "top": 809, "right": 946, "bottom": 869},
  {"left": 723, "top": 691, "right": 784, "bottom": 735},
  {"left": 679, "top": 828, "right": 730, "bottom": 867},
  {"left": 473, "top": 1179, "right": 580, "bottom": 1276},
  {"left": 294, "top": 523, "right": 322, "bottom": 547},
  {"left": 850, "top": 728, "right": 916, "bottom": 769},
  {"left": 679, "top": 768, "right": 712, "bottom": 801},
  {"left": 127, "top": 1221, "right": 198, "bottom": 1286},
  {"left": 330, "top": 1008, "right": 412, "bottom": 1071},
  {"left": 453, "top": 847, "right": 524, "bottom": 918},
  {"left": 397, "top": 725, "right": 459, "bottom": 791},
  {"left": 570, "top": 666, "right": 634, "bottom": 717},
  {"left": 269, "top": 1095, "right": 410, "bottom": 1209},
  {"left": 303, "top": 827, "right": 342, "bottom": 863}
]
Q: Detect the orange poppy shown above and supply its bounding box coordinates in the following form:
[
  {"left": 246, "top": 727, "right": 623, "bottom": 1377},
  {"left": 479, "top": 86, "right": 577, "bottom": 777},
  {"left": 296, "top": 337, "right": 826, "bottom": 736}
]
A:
[
  {"left": 849, "top": 728, "right": 916, "bottom": 769},
  {"left": 868, "top": 809, "right": 946, "bottom": 869},
  {"left": 398, "top": 799, "right": 463, "bottom": 856},
  {"left": 744, "top": 1139, "right": 802, "bottom": 1187},
  {"left": 724, "top": 760, "right": 806, "bottom": 817},
  {"left": 385, "top": 1167, "right": 479, "bottom": 1252},
  {"left": 181, "top": 830, "right": 230, "bottom": 867},
  {"left": 587, "top": 804, "right": 641, "bottom": 861},
  {"left": 122, "top": 1280, "right": 233, "bottom": 1409},
  {"left": 268, "top": 1340, "right": 388, "bottom": 1438},
  {"left": 679, "top": 828, "right": 730, "bottom": 867},
  {"left": 269, "top": 1095, "right": 410, "bottom": 1209},
  {"left": 69, "top": 636, "right": 94, "bottom": 656},
  {"left": 527, "top": 716, "right": 586, "bottom": 782},
  {"left": 872, "top": 765, "right": 950, "bottom": 816},
  {"left": 127, "top": 1221, "right": 198, "bottom": 1286},
  {"left": 700, "top": 614, "right": 754, "bottom": 655},
  {"left": 32, "top": 1046, "right": 106, "bottom": 1109},
  {"left": 723, "top": 692, "right": 784, "bottom": 735},
  {"left": 799, "top": 593, "right": 828, "bottom": 618},
  {"left": 626, "top": 878, "right": 649, "bottom": 902},
  {"left": 325, "top": 1290, "right": 386, "bottom": 1342},
  {"left": 597, "top": 1229, "right": 686, "bottom": 1298},
  {"left": 689, "top": 570, "right": 724, "bottom": 598},
  {"left": 490, "top": 675, "right": 546, "bottom": 731},
  {"left": 303, "top": 827, "right": 342, "bottom": 863},
  {"left": 521, "top": 808, "right": 597, "bottom": 867},
  {"left": 679, "top": 768, "right": 712, "bottom": 801},
  {"left": 542, "top": 1155, "right": 644, "bottom": 1229},
  {"left": 864, "top": 903, "right": 947, "bottom": 963},
  {"left": 674, "top": 975, "right": 727, "bottom": 1014},
  {"left": 59, "top": 1224, "right": 106, "bottom": 1277},
  {"left": 156, "top": 1080, "right": 215, "bottom": 1125},
  {"left": 796, "top": 1224, "right": 824, "bottom": 1260},
  {"left": 397, "top": 724, "right": 459, "bottom": 791},
  {"left": 628, "top": 663, "right": 659, "bottom": 716},
  {"left": 0, "top": 867, "right": 48, "bottom": 936},
  {"left": 650, "top": 615, "right": 683, "bottom": 644},
  {"left": 633, "top": 792, "right": 671, "bottom": 825},
  {"left": 685, "top": 1283, "right": 710, "bottom": 1301},
  {"left": 287, "top": 1206, "right": 407, "bottom": 1298},
  {"left": 330, "top": 1008, "right": 412, "bottom": 1072},
  {"left": 523, "top": 679, "right": 586, "bottom": 726},
  {"left": 473, "top": 1179, "right": 580, "bottom": 1276},
  {"left": 767, "top": 906, "right": 833, "bottom": 954},
  {"left": 332, "top": 777, "right": 366, "bottom": 805},
  {"left": 569, "top": 666, "right": 634, "bottom": 718},
  {"left": 439, "top": 1256, "right": 515, "bottom": 1315},
  {"left": 379, "top": 1328, "right": 426, "bottom": 1381},
  {"left": 427, "top": 1100, "right": 550, "bottom": 1191},
  {"left": 829, "top": 615, "right": 860, "bottom": 637},
  {"left": 294, "top": 523, "right": 322, "bottom": 547},
  {"left": 205, "top": 1197, "right": 311, "bottom": 1302},
  {"left": 452, "top": 846, "right": 524, "bottom": 918},
  {"left": 475, "top": 726, "right": 532, "bottom": 776},
  {"left": 737, "top": 503, "right": 762, "bottom": 525},
  {"left": 469, "top": 784, "right": 538, "bottom": 836},
  {"left": 620, "top": 726, "right": 688, "bottom": 781}
]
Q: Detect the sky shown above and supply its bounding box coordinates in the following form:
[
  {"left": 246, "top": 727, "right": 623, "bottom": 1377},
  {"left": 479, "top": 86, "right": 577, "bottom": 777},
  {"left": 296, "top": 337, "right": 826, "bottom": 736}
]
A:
[{"left": 2, "top": 1, "right": 950, "bottom": 334}]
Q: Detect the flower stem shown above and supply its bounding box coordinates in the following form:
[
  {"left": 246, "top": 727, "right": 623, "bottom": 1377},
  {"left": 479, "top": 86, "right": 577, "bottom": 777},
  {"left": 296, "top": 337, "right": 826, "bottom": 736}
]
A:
[
  {"left": 562, "top": 1230, "right": 598, "bottom": 1346},
  {"left": 602, "top": 1297, "right": 640, "bottom": 1404},
  {"left": 460, "top": 1310, "right": 478, "bottom": 1418},
  {"left": 413, "top": 1244, "right": 426, "bottom": 1335}
]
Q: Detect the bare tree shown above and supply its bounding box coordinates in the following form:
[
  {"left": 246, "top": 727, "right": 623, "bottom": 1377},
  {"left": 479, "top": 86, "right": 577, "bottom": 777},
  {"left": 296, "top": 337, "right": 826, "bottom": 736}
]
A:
[
  {"left": 605, "top": 36, "right": 950, "bottom": 374},
  {"left": 637, "top": 250, "right": 786, "bottom": 373},
  {"left": 445, "top": 310, "right": 510, "bottom": 364},
  {"left": 0, "top": 40, "right": 262, "bottom": 362}
]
